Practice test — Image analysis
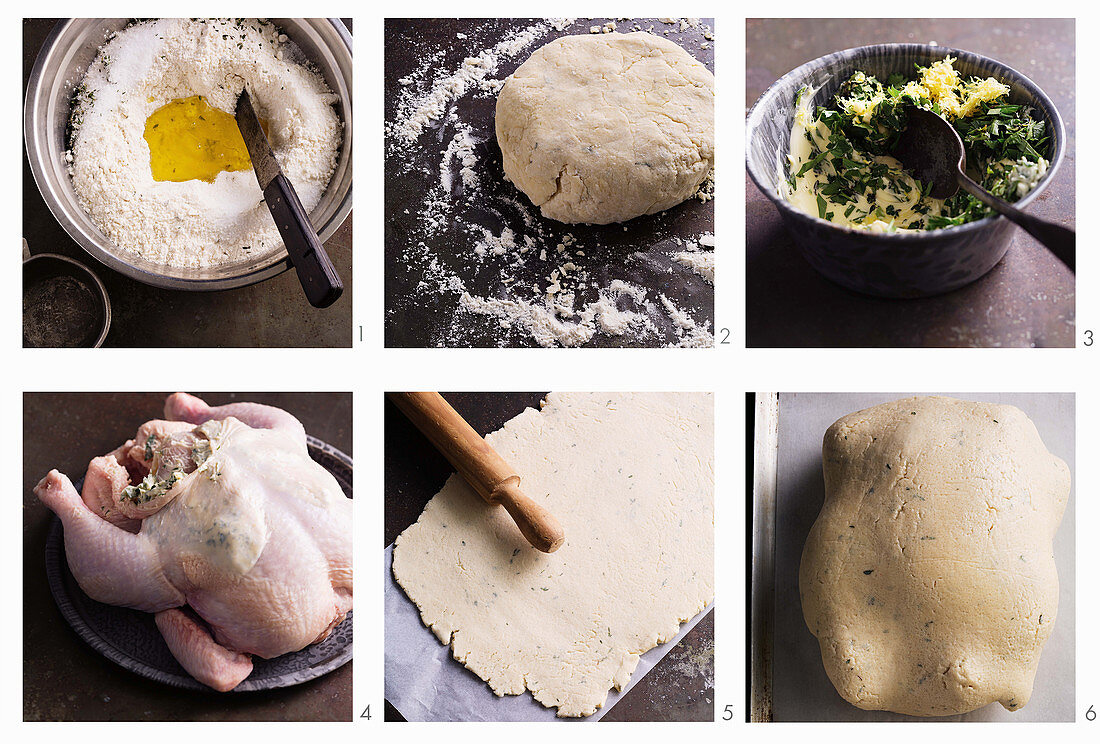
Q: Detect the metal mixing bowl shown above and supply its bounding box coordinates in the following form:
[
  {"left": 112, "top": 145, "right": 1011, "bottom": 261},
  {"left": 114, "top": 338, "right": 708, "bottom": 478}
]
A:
[{"left": 25, "top": 18, "right": 353, "bottom": 291}]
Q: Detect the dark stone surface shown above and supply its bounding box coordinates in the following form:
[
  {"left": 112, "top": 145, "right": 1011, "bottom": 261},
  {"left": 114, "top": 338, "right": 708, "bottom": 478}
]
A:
[
  {"left": 22, "top": 19, "right": 354, "bottom": 348},
  {"left": 384, "top": 19, "right": 715, "bottom": 348},
  {"left": 23, "top": 392, "right": 353, "bottom": 721},
  {"left": 745, "top": 18, "right": 1075, "bottom": 347},
  {"left": 383, "top": 393, "right": 714, "bottom": 721}
]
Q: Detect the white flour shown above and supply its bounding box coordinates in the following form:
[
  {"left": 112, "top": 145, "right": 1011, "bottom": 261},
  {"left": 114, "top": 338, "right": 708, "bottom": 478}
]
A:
[
  {"left": 388, "top": 18, "right": 574, "bottom": 143},
  {"left": 457, "top": 278, "right": 659, "bottom": 348},
  {"left": 69, "top": 19, "right": 343, "bottom": 268},
  {"left": 673, "top": 232, "right": 716, "bottom": 282},
  {"left": 387, "top": 18, "right": 715, "bottom": 348}
]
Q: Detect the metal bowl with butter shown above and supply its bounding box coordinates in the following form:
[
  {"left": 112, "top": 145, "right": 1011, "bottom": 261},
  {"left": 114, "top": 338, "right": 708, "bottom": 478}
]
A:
[
  {"left": 746, "top": 43, "right": 1066, "bottom": 298},
  {"left": 24, "top": 18, "right": 353, "bottom": 291}
]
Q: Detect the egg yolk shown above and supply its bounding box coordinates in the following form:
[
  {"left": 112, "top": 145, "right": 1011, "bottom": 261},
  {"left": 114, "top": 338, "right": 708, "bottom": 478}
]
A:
[{"left": 144, "top": 95, "right": 253, "bottom": 183}]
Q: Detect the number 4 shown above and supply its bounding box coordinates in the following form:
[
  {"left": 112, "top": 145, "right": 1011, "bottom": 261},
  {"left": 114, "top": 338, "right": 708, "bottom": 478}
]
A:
[{"left": 360, "top": 705, "right": 371, "bottom": 720}]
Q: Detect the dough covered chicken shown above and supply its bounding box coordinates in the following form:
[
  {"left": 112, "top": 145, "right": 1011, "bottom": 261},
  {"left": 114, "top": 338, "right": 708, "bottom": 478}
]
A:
[
  {"left": 496, "top": 32, "right": 714, "bottom": 224},
  {"left": 800, "top": 396, "right": 1069, "bottom": 716},
  {"left": 34, "top": 393, "right": 352, "bottom": 691}
]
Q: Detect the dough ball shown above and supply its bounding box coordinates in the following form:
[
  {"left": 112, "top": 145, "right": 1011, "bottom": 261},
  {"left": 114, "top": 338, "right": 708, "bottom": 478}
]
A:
[
  {"left": 800, "top": 396, "right": 1069, "bottom": 716},
  {"left": 495, "top": 32, "right": 714, "bottom": 224}
]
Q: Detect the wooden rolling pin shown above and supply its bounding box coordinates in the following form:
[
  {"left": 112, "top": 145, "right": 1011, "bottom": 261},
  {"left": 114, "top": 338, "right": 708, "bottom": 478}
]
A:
[{"left": 389, "top": 392, "right": 565, "bottom": 553}]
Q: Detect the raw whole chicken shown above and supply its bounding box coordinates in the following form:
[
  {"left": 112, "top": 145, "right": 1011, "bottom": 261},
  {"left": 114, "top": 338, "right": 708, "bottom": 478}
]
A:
[{"left": 34, "top": 393, "right": 352, "bottom": 691}]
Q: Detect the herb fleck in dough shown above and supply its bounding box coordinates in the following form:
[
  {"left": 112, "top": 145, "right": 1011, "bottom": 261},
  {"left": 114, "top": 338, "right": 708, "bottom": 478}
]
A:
[
  {"left": 495, "top": 33, "right": 714, "bottom": 224},
  {"left": 800, "top": 396, "right": 1069, "bottom": 716},
  {"left": 392, "top": 392, "right": 714, "bottom": 717}
]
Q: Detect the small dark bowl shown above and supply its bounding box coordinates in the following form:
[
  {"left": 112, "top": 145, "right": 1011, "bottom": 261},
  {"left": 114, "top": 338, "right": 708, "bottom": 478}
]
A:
[
  {"left": 23, "top": 252, "right": 111, "bottom": 347},
  {"left": 746, "top": 44, "right": 1066, "bottom": 298}
]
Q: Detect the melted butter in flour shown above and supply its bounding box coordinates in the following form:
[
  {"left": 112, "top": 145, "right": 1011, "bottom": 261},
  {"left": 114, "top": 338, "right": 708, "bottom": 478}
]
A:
[{"left": 144, "top": 96, "right": 255, "bottom": 183}]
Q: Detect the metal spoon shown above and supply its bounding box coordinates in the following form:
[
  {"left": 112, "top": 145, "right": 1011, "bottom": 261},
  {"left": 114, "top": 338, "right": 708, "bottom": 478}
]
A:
[{"left": 892, "top": 105, "right": 1074, "bottom": 272}]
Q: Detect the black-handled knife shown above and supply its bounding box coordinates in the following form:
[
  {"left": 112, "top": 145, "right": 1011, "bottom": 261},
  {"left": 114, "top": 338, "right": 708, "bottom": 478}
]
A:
[{"left": 235, "top": 89, "right": 343, "bottom": 308}]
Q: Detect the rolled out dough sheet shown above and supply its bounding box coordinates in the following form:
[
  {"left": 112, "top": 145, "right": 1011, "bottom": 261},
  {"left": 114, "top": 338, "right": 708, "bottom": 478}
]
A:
[
  {"left": 384, "top": 547, "right": 714, "bottom": 721},
  {"left": 391, "top": 392, "right": 714, "bottom": 718}
]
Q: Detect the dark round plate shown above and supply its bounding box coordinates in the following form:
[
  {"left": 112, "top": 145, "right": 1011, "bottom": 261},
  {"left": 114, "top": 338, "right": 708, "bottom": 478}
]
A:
[{"left": 44, "top": 435, "right": 353, "bottom": 692}]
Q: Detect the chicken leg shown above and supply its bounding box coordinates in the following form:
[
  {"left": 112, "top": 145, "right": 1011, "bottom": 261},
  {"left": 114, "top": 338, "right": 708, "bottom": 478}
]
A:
[
  {"left": 34, "top": 470, "right": 183, "bottom": 612},
  {"left": 155, "top": 607, "right": 253, "bottom": 692}
]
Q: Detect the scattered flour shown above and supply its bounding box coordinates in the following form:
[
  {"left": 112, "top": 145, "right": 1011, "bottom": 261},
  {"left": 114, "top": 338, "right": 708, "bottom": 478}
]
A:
[
  {"left": 457, "top": 279, "right": 657, "bottom": 348},
  {"left": 441, "top": 123, "right": 480, "bottom": 191},
  {"left": 673, "top": 232, "right": 716, "bottom": 282},
  {"left": 674, "top": 252, "right": 715, "bottom": 283},
  {"left": 387, "top": 19, "right": 714, "bottom": 348},
  {"left": 68, "top": 18, "right": 343, "bottom": 268},
  {"left": 660, "top": 294, "right": 713, "bottom": 348},
  {"left": 388, "top": 19, "right": 574, "bottom": 143}
]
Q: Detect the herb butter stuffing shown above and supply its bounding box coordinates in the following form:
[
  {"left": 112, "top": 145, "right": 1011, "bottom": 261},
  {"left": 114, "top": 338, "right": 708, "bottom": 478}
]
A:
[
  {"left": 785, "top": 57, "right": 1050, "bottom": 232},
  {"left": 122, "top": 469, "right": 184, "bottom": 504},
  {"left": 123, "top": 424, "right": 219, "bottom": 504}
]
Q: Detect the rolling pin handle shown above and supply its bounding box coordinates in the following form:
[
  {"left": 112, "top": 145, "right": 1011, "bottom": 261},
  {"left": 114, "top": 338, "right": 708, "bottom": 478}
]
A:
[
  {"left": 388, "top": 392, "right": 567, "bottom": 553},
  {"left": 492, "top": 478, "right": 566, "bottom": 554}
]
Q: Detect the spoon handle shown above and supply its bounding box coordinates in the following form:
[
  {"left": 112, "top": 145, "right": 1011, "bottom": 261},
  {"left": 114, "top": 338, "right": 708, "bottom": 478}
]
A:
[{"left": 958, "top": 174, "right": 1075, "bottom": 272}]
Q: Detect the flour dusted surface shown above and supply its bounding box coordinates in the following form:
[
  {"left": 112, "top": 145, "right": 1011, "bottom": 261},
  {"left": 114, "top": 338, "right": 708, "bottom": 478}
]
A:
[
  {"left": 385, "top": 19, "right": 715, "bottom": 347},
  {"left": 392, "top": 392, "right": 714, "bottom": 717},
  {"left": 69, "top": 19, "right": 342, "bottom": 268}
]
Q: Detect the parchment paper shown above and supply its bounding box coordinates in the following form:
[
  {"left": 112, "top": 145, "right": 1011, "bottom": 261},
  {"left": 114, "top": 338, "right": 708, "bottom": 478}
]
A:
[
  {"left": 771, "top": 393, "right": 1075, "bottom": 722},
  {"left": 384, "top": 545, "right": 714, "bottom": 721}
]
